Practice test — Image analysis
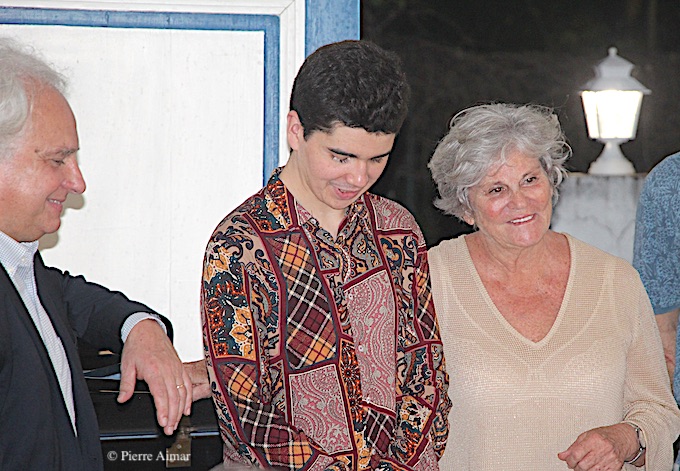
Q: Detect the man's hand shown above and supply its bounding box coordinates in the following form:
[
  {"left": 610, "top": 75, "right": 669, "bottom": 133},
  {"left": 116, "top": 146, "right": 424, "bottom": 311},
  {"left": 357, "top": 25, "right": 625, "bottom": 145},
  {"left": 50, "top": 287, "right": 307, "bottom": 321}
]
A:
[
  {"left": 118, "top": 319, "right": 191, "bottom": 435},
  {"left": 184, "top": 359, "right": 211, "bottom": 401}
]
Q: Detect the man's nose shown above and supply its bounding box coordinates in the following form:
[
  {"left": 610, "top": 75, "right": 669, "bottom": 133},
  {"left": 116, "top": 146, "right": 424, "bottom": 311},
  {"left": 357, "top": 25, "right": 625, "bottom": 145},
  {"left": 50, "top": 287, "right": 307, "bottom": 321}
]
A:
[{"left": 64, "top": 158, "right": 86, "bottom": 194}]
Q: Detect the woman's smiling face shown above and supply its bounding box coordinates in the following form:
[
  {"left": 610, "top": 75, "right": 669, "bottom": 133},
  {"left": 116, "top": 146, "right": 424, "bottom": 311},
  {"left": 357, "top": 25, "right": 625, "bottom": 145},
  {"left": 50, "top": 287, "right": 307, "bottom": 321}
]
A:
[{"left": 466, "top": 150, "right": 553, "bottom": 251}]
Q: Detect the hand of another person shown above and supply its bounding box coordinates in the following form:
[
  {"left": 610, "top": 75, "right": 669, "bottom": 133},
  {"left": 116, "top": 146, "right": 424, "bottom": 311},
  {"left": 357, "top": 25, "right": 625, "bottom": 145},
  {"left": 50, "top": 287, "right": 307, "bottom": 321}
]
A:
[
  {"left": 557, "top": 423, "right": 642, "bottom": 470},
  {"left": 118, "top": 319, "right": 192, "bottom": 435},
  {"left": 184, "top": 359, "right": 211, "bottom": 400}
]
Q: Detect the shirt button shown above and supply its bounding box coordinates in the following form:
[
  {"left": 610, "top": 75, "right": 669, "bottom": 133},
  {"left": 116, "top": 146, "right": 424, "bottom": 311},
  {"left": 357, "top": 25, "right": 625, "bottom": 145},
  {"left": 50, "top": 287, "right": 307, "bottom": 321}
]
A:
[{"left": 358, "top": 345, "right": 365, "bottom": 353}]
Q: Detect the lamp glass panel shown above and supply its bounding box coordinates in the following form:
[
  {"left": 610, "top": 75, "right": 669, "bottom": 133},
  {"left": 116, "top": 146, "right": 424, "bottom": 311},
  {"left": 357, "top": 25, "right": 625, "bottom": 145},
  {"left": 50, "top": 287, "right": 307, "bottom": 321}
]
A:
[{"left": 581, "top": 90, "right": 643, "bottom": 139}]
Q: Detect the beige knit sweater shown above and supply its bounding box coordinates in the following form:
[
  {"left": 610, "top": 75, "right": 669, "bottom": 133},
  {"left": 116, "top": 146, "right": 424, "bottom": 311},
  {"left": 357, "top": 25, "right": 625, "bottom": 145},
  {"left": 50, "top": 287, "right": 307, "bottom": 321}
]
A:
[{"left": 429, "top": 233, "right": 680, "bottom": 471}]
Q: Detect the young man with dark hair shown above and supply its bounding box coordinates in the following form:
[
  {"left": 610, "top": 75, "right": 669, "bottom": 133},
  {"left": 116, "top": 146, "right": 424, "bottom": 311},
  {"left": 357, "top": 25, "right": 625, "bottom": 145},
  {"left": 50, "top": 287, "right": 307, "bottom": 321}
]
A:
[{"left": 202, "top": 40, "right": 450, "bottom": 470}]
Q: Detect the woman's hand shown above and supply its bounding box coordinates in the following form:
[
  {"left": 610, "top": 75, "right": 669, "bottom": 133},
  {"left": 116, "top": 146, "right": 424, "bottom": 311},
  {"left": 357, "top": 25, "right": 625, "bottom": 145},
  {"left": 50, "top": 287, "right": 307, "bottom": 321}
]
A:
[{"left": 557, "top": 423, "right": 642, "bottom": 470}]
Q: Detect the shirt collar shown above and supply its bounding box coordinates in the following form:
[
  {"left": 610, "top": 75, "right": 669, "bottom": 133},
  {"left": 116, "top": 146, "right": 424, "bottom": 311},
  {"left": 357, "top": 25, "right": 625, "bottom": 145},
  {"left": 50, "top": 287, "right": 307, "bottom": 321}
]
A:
[
  {"left": 0, "top": 230, "right": 39, "bottom": 276},
  {"left": 266, "top": 166, "right": 369, "bottom": 228}
]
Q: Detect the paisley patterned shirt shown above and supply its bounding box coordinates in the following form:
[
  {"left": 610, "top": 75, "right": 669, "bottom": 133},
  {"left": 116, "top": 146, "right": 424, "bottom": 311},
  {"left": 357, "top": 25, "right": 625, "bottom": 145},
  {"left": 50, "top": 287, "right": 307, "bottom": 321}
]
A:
[
  {"left": 633, "top": 151, "right": 680, "bottom": 400},
  {"left": 202, "top": 169, "right": 450, "bottom": 471}
]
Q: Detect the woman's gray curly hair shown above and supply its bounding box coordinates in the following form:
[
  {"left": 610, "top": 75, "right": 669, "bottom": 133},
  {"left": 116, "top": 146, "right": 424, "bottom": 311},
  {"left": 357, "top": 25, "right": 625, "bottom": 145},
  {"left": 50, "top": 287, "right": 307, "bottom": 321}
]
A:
[{"left": 428, "top": 103, "right": 571, "bottom": 221}]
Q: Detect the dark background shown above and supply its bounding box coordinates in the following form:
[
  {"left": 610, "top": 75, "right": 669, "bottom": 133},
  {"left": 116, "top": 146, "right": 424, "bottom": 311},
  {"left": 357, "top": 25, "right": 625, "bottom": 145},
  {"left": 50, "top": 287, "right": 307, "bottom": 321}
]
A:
[{"left": 361, "top": 0, "right": 680, "bottom": 246}]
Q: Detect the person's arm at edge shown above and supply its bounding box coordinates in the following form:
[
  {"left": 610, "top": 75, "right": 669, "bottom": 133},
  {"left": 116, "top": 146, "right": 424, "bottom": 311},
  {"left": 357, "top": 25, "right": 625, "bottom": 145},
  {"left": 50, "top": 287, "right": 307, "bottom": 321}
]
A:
[
  {"left": 632, "top": 156, "right": 680, "bottom": 392},
  {"left": 655, "top": 309, "right": 679, "bottom": 388}
]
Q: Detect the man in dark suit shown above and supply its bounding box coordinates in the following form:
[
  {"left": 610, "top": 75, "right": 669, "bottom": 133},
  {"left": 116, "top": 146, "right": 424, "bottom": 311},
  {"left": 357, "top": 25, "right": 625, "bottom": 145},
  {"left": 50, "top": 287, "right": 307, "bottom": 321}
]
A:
[{"left": 0, "top": 37, "right": 196, "bottom": 469}]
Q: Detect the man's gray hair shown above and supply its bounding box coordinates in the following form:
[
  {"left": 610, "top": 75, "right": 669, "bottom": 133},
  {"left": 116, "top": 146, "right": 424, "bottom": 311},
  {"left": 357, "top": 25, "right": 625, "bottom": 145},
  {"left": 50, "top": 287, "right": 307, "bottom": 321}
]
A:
[
  {"left": 0, "top": 37, "right": 66, "bottom": 159},
  {"left": 428, "top": 103, "right": 571, "bottom": 221}
]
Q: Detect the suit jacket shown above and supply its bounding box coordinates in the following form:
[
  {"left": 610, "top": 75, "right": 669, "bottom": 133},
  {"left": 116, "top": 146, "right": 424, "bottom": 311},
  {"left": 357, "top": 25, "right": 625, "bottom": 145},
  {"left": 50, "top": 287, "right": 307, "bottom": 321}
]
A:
[{"left": 0, "top": 252, "right": 171, "bottom": 470}]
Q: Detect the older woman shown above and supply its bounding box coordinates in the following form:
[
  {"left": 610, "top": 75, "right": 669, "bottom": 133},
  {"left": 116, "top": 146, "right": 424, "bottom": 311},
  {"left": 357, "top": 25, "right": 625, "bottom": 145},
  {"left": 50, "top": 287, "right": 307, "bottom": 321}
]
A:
[{"left": 428, "top": 103, "right": 680, "bottom": 470}]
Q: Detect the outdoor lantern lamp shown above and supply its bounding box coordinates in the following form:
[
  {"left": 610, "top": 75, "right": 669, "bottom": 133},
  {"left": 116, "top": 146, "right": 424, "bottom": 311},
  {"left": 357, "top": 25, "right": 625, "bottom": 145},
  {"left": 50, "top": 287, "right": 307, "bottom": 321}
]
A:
[{"left": 580, "top": 47, "right": 650, "bottom": 175}]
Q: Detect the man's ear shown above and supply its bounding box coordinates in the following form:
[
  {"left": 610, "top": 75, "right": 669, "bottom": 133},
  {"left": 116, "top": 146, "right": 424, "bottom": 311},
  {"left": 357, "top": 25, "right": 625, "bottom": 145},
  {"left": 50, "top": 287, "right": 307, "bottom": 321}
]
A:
[{"left": 287, "top": 110, "right": 304, "bottom": 151}]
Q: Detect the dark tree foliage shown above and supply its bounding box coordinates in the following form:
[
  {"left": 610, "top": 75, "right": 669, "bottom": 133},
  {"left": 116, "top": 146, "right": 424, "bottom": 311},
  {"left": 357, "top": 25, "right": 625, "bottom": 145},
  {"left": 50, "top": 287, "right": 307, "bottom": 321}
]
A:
[{"left": 362, "top": 0, "right": 680, "bottom": 246}]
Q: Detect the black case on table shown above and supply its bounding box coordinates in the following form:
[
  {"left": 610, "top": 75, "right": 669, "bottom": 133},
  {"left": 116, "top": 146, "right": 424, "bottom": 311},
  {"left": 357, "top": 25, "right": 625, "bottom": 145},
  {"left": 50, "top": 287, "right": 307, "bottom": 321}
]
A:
[{"left": 80, "top": 342, "right": 223, "bottom": 471}]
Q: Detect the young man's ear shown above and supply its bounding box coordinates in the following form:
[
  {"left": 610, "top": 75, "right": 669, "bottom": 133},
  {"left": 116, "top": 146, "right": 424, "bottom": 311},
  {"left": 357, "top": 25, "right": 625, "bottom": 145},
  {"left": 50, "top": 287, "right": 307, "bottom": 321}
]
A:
[{"left": 287, "top": 110, "right": 304, "bottom": 151}]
